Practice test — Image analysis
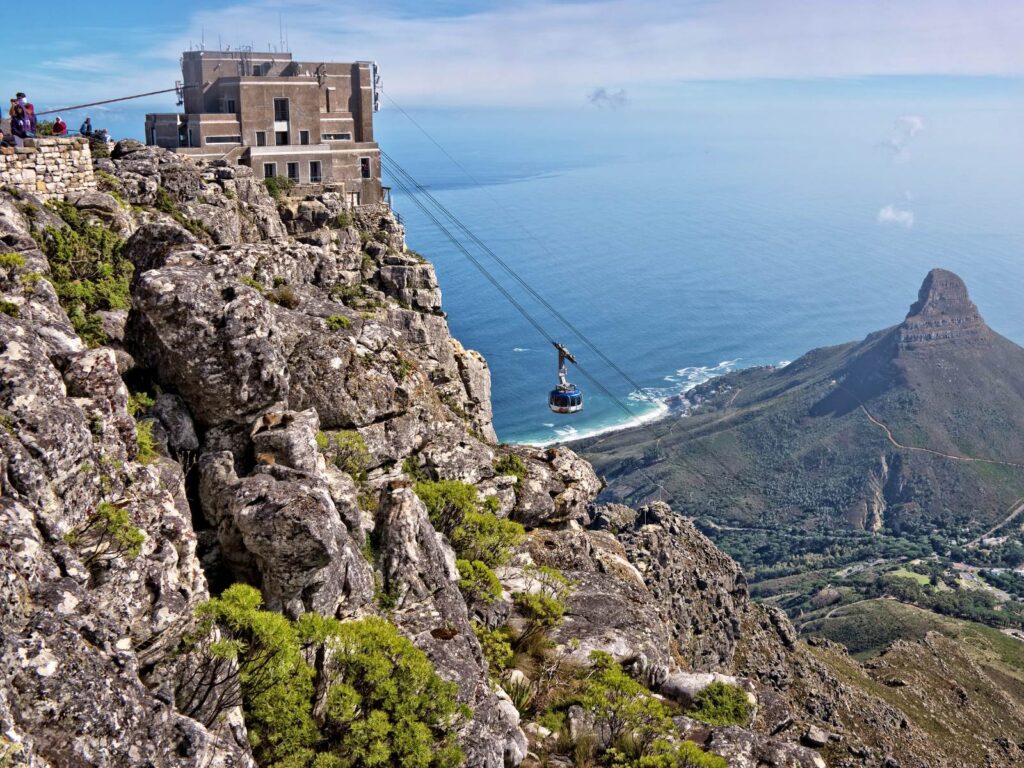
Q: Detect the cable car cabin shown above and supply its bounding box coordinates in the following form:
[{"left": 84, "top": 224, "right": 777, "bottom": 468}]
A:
[
  {"left": 549, "top": 385, "right": 584, "bottom": 414},
  {"left": 549, "top": 342, "right": 584, "bottom": 414}
]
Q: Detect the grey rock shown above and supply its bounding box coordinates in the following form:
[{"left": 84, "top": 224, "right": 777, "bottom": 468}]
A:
[{"left": 152, "top": 393, "right": 200, "bottom": 453}]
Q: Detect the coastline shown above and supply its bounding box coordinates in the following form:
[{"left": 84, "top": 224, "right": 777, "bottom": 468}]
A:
[{"left": 506, "top": 359, "right": 748, "bottom": 448}]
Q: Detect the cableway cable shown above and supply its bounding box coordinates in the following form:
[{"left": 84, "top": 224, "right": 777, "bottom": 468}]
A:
[
  {"left": 35, "top": 85, "right": 199, "bottom": 117},
  {"left": 381, "top": 155, "right": 746, "bottom": 504}
]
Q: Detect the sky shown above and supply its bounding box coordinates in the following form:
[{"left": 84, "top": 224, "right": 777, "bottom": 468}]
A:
[{"left": 8, "top": 0, "right": 1024, "bottom": 136}]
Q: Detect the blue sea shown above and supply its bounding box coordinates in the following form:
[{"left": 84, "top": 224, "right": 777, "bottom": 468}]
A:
[{"left": 373, "top": 84, "right": 1024, "bottom": 446}]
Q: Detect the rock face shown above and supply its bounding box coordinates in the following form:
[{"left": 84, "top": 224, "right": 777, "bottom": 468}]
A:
[
  {"left": 0, "top": 195, "right": 250, "bottom": 765},
  {"left": 0, "top": 141, "right": 1005, "bottom": 768},
  {"left": 898, "top": 268, "right": 990, "bottom": 349}
]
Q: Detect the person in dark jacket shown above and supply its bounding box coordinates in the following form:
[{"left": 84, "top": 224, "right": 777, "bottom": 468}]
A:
[
  {"left": 15, "top": 93, "right": 36, "bottom": 135},
  {"left": 79, "top": 117, "right": 92, "bottom": 136},
  {"left": 9, "top": 105, "right": 28, "bottom": 146}
]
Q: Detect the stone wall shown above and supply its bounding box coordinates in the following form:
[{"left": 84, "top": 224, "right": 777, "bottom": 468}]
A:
[{"left": 0, "top": 137, "right": 95, "bottom": 200}]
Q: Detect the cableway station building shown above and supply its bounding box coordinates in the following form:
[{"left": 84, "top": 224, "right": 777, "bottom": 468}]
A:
[{"left": 145, "top": 49, "right": 384, "bottom": 205}]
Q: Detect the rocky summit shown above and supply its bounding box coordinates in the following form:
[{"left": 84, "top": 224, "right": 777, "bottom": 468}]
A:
[
  {"left": 0, "top": 140, "right": 1020, "bottom": 768},
  {"left": 898, "top": 268, "right": 991, "bottom": 350}
]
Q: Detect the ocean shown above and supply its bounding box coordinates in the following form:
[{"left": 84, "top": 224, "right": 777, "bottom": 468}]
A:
[{"left": 374, "top": 90, "right": 1024, "bottom": 446}]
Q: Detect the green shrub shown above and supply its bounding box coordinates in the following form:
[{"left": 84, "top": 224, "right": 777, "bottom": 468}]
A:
[
  {"left": 154, "top": 187, "right": 178, "bottom": 215},
  {"left": 414, "top": 480, "right": 524, "bottom": 568},
  {"left": 135, "top": 420, "right": 157, "bottom": 464},
  {"left": 38, "top": 204, "right": 129, "bottom": 347},
  {"left": 64, "top": 501, "right": 145, "bottom": 565},
  {"left": 316, "top": 431, "right": 330, "bottom": 451},
  {"left": 0, "top": 300, "right": 18, "bottom": 318},
  {"left": 457, "top": 559, "right": 502, "bottom": 606},
  {"left": 188, "top": 589, "right": 467, "bottom": 766},
  {"left": 321, "top": 616, "right": 466, "bottom": 767},
  {"left": 0, "top": 252, "right": 26, "bottom": 271},
  {"left": 239, "top": 275, "right": 264, "bottom": 291},
  {"left": 505, "top": 677, "right": 535, "bottom": 714},
  {"left": 450, "top": 510, "right": 524, "bottom": 568},
  {"left": 19, "top": 271, "right": 43, "bottom": 293},
  {"left": 415, "top": 479, "right": 480, "bottom": 538},
  {"left": 472, "top": 621, "right": 513, "bottom": 683},
  {"left": 581, "top": 651, "right": 673, "bottom": 757},
  {"left": 268, "top": 284, "right": 299, "bottom": 309},
  {"left": 326, "top": 314, "right": 351, "bottom": 331},
  {"left": 402, "top": 456, "right": 430, "bottom": 482},
  {"left": 687, "top": 681, "right": 752, "bottom": 727},
  {"left": 182, "top": 584, "right": 320, "bottom": 762},
  {"left": 392, "top": 357, "right": 413, "bottom": 381},
  {"left": 263, "top": 176, "right": 296, "bottom": 200},
  {"left": 324, "top": 430, "right": 371, "bottom": 481},
  {"left": 619, "top": 740, "right": 727, "bottom": 768},
  {"left": 334, "top": 211, "right": 353, "bottom": 228},
  {"left": 493, "top": 453, "right": 527, "bottom": 485},
  {"left": 127, "top": 390, "right": 155, "bottom": 417},
  {"left": 512, "top": 565, "right": 573, "bottom": 648}
]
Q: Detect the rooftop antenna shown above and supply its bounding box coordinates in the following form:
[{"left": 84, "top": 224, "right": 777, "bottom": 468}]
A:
[
  {"left": 278, "top": 13, "right": 285, "bottom": 52},
  {"left": 218, "top": 34, "right": 222, "bottom": 51},
  {"left": 201, "top": 26, "right": 205, "bottom": 51}
]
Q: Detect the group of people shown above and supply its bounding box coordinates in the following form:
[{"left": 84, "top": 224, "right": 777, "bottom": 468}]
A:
[{"left": 0, "top": 91, "right": 95, "bottom": 148}]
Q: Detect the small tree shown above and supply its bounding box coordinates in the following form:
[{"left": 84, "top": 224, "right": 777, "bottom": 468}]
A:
[
  {"left": 64, "top": 502, "right": 145, "bottom": 566},
  {"left": 512, "top": 564, "right": 573, "bottom": 649},
  {"left": 580, "top": 651, "right": 673, "bottom": 755},
  {"left": 320, "top": 617, "right": 467, "bottom": 768},
  {"left": 457, "top": 558, "right": 502, "bottom": 607},
  {"left": 414, "top": 479, "right": 479, "bottom": 538}
]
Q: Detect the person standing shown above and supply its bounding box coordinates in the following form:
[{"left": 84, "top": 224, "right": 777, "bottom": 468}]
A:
[
  {"left": 15, "top": 93, "right": 36, "bottom": 136},
  {"left": 9, "top": 105, "right": 28, "bottom": 147}
]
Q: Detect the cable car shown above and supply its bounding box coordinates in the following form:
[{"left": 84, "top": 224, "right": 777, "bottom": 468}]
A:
[{"left": 549, "top": 342, "right": 584, "bottom": 414}]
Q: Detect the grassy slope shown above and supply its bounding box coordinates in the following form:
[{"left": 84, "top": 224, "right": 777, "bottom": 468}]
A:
[{"left": 579, "top": 323, "right": 1024, "bottom": 538}]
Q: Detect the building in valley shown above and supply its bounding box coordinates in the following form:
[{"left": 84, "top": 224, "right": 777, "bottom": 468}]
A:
[{"left": 145, "top": 49, "right": 383, "bottom": 205}]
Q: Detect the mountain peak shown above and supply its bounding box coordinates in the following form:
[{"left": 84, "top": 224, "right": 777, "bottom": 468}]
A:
[{"left": 898, "top": 268, "right": 989, "bottom": 349}]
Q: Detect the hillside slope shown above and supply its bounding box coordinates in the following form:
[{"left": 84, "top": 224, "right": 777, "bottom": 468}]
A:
[{"left": 580, "top": 269, "right": 1024, "bottom": 538}]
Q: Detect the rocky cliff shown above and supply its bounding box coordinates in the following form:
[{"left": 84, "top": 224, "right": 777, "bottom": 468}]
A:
[{"left": 0, "top": 142, "right": 1015, "bottom": 767}]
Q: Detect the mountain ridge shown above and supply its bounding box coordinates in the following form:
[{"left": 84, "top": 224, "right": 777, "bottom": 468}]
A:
[{"left": 580, "top": 268, "right": 1024, "bottom": 537}]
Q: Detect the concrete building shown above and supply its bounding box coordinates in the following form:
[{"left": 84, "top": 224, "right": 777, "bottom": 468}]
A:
[{"left": 146, "top": 49, "right": 383, "bottom": 205}]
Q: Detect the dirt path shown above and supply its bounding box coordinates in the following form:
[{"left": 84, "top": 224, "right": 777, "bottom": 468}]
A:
[{"left": 860, "top": 404, "right": 1024, "bottom": 469}]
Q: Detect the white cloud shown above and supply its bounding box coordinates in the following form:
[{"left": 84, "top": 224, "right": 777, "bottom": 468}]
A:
[
  {"left": 877, "top": 204, "right": 915, "bottom": 228},
  {"left": 882, "top": 114, "right": 926, "bottom": 162},
  {"left": 163, "top": 0, "right": 1024, "bottom": 106},
  {"left": 16, "top": 1, "right": 1024, "bottom": 110}
]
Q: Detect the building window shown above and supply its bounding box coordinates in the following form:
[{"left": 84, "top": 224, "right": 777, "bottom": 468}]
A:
[
  {"left": 321, "top": 133, "right": 352, "bottom": 141},
  {"left": 360, "top": 157, "right": 372, "bottom": 179},
  {"left": 205, "top": 136, "right": 242, "bottom": 144},
  {"left": 326, "top": 88, "right": 334, "bottom": 112},
  {"left": 274, "top": 98, "right": 289, "bottom": 122},
  {"left": 347, "top": 192, "right": 361, "bottom": 207},
  {"left": 263, "top": 163, "right": 277, "bottom": 179},
  {"left": 275, "top": 131, "right": 289, "bottom": 146},
  {"left": 287, "top": 162, "right": 300, "bottom": 182},
  {"left": 149, "top": 127, "right": 157, "bottom": 146},
  {"left": 309, "top": 161, "right": 322, "bottom": 183},
  {"left": 226, "top": 99, "right": 236, "bottom": 113},
  {"left": 299, "top": 130, "right": 310, "bottom": 145},
  {"left": 255, "top": 131, "right": 267, "bottom": 147}
]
